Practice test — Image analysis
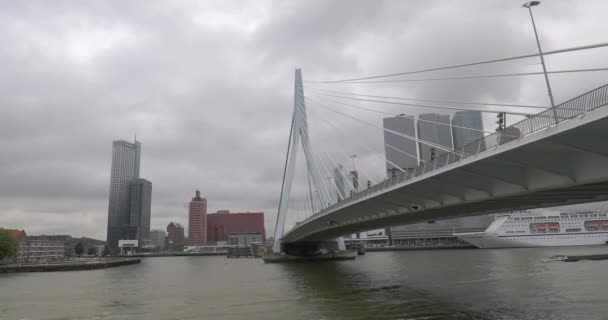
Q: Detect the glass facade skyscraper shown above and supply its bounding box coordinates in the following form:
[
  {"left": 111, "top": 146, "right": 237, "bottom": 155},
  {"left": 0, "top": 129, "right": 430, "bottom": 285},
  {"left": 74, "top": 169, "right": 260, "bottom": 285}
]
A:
[
  {"left": 451, "top": 111, "right": 484, "bottom": 150},
  {"left": 383, "top": 115, "right": 419, "bottom": 177},
  {"left": 417, "top": 113, "right": 453, "bottom": 162},
  {"left": 106, "top": 140, "right": 151, "bottom": 253}
]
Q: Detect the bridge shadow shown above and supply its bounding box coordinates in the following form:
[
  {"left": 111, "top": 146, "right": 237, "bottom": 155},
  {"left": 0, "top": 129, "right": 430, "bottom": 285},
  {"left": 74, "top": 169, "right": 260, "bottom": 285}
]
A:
[{"left": 277, "top": 258, "right": 496, "bottom": 320}]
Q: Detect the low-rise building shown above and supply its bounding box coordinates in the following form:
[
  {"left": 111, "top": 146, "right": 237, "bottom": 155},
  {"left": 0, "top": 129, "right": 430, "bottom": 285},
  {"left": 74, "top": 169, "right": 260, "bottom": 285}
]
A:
[
  {"left": 206, "top": 211, "right": 265, "bottom": 244},
  {"left": 167, "top": 222, "right": 185, "bottom": 244},
  {"left": 149, "top": 229, "right": 166, "bottom": 250},
  {"left": 25, "top": 236, "right": 65, "bottom": 263},
  {"left": 228, "top": 233, "right": 263, "bottom": 246},
  {"left": 4, "top": 231, "right": 66, "bottom": 263}
]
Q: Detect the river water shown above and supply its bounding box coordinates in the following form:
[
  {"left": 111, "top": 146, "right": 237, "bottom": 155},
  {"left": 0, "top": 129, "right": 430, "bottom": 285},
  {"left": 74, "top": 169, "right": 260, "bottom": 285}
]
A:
[{"left": 2, "top": 246, "right": 608, "bottom": 320}]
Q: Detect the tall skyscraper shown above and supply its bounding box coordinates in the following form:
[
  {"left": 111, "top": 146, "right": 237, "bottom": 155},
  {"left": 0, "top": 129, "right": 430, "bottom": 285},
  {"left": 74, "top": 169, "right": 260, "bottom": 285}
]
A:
[
  {"left": 452, "top": 111, "right": 485, "bottom": 150},
  {"left": 417, "top": 113, "right": 453, "bottom": 163},
  {"left": 106, "top": 139, "right": 152, "bottom": 254},
  {"left": 188, "top": 190, "right": 207, "bottom": 245},
  {"left": 383, "top": 115, "right": 419, "bottom": 177}
]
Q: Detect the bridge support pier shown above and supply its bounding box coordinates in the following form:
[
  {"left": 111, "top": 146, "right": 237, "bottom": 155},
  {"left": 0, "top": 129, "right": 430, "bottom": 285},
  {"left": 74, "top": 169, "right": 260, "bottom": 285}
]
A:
[{"left": 280, "top": 238, "right": 346, "bottom": 256}]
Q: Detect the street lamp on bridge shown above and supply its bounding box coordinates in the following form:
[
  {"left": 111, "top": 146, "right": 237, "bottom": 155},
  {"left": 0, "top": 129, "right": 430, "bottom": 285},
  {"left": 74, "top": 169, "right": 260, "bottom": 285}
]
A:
[{"left": 522, "top": 1, "right": 558, "bottom": 123}]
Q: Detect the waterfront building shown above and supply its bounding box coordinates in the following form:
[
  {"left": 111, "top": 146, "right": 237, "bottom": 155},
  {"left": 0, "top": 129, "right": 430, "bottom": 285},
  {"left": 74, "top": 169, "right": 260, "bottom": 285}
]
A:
[
  {"left": 228, "top": 233, "right": 263, "bottom": 246},
  {"left": 383, "top": 115, "right": 419, "bottom": 177},
  {"left": 417, "top": 113, "right": 453, "bottom": 163},
  {"left": 167, "top": 222, "right": 185, "bottom": 245},
  {"left": 4, "top": 230, "right": 66, "bottom": 263},
  {"left": 149, "top": 229, "right": 166, "bottom": 250},
  {"left": 107, "top": 139, "right": 155, "bottom": 254},
  {"left": 25, "top": 236, "right": 65, "bottom": 262},
  {"left": 206, "top": 211, "right": 265, "bottom": 244},
  {"left": 452, "top": 111, "right": 484, "bottom": 150},
  {"left": 188, "top": 190, "right": 207, "bottom": 245},
  {"left": 127, "top": 178, "right": 152, "bottom": 245}
]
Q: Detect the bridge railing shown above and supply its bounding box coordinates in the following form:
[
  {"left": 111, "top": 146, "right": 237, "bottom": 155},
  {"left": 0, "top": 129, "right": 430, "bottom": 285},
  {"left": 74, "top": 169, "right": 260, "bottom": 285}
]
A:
[{"left": 300, "top": 84, "right": 608, "bottom": 227}]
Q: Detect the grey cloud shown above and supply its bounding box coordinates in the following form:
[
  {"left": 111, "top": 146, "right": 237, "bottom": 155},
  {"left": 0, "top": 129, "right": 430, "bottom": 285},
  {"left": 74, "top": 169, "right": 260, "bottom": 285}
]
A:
[{"left": 1, "top": 0, "right": 607, "bottom": 240}]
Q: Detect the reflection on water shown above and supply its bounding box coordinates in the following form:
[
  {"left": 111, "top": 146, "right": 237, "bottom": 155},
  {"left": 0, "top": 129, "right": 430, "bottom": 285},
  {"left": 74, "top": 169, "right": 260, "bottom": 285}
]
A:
[{"left": 1, "top": 245, "right": 607, "bottom": 320}]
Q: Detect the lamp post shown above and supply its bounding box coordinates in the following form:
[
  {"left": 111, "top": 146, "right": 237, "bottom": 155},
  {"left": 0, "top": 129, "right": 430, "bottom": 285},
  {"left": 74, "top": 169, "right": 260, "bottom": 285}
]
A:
[{"left": 523, "top": 1, "right": 558, "bottom": 123}]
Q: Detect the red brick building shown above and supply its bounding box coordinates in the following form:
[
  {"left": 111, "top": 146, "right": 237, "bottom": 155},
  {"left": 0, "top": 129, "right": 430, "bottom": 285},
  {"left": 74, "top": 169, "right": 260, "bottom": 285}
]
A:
[
  {"left": 188, "top": 190, "right": 207, "bottom": 245},
  {"left": 166, "top": 222, "right": 185, "bottom": 244},
  {"left": 206, "top": 211, "right": 265, "bottom": 243}
]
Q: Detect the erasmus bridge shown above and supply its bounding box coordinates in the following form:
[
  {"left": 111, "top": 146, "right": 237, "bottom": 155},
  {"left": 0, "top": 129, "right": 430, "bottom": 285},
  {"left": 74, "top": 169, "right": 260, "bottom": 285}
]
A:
[{"left": 271, "top": 40, "right": 608, "bottom": 254}]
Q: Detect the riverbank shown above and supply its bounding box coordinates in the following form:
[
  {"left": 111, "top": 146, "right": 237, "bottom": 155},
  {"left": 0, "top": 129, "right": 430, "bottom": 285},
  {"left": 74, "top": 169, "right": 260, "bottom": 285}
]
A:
[
  {"left": 0, "top": 258, "right": 140, "bottom": 273},
  {"left": 366, "top": 244, "right": 476, "bottom": 252},
  {"left": 126, "top": 252, "right": 225, "bottom": 258}
]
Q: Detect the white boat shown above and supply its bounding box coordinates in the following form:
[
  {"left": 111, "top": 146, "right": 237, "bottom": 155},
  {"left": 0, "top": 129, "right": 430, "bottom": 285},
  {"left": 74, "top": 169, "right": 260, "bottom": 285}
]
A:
[{"left": 454, "top": 210, "right": 608, "bottom": 248}]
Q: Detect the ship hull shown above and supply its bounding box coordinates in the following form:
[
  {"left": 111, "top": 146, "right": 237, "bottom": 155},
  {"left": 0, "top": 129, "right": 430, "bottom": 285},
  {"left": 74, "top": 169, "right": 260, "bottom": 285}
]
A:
[{"left": 457, "top": 232, "right": 608, "bottom": 249}]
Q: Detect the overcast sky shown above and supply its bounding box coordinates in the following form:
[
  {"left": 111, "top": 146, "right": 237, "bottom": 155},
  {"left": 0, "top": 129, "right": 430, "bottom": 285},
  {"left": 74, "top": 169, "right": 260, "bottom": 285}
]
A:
[{"left": 1, "top": 0, "right": 607, "bottom": 240}]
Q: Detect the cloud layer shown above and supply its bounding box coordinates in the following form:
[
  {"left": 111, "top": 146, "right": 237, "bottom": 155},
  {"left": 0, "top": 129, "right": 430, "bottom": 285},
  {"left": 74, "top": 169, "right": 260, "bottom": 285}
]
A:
[{"left": 1, "top": 0, "right": 607, "bottom": 239}]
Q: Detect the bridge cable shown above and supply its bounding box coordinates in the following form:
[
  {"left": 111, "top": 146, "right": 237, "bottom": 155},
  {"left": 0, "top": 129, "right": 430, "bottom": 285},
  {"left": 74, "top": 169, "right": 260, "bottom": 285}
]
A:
[
  {"left": 308, "top": 111, "right": 376, "bottom": 183},
  {"left": 304, "top": 87, "right": 548, "bottom": 109},
  {"left": 306, "top": 68, "right": 608, "bottom": 84},
  {"left": 308, "top": 110, "right": 387, "bottom": 185},
  {"left": 294, "top": 116, "right": 346, "bottom": 204},
  {"left": 306, "top": 95, "right": 501, "bottom": 136},
  {"left": 305, "top": 42, "right": 608, "bottom": 83},
  {"left": 306, "top": 91, "right": 535, "bottom": 116},
  {"left": 306, "top": 99, "right": 455, "bottom": 158},
  {"left": 296, "top": 116, "right": 357, "bottom": 205},
  {"left": 305, "top": 109, "right": 380, "bottom": 186},
  {"left": 310, "top": 102, "right": 432, "bottom": 170}
]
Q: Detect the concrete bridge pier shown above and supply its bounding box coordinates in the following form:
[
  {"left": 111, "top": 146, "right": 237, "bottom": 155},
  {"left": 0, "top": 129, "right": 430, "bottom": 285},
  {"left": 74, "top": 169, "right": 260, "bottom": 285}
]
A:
[{"left": 280, "top": 238, "right": 346, "bottom": 256}]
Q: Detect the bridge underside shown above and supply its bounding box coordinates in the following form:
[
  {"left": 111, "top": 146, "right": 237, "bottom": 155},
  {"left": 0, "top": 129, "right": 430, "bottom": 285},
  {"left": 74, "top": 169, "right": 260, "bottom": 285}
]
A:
[{"left": 282, "top": 104, "right": 608, "bottom": 243}]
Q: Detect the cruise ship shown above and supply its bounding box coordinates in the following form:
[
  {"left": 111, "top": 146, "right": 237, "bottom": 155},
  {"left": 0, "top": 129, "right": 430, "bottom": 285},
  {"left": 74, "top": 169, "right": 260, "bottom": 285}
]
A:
[{"left": 454, "top": 211, "right": 608, "bottom": 248}]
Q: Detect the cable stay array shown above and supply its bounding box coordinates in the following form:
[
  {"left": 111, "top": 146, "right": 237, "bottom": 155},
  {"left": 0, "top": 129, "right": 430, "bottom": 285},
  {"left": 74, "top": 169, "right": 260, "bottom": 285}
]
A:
[
  {"left": 304, "top": 68, "right": 608, "bottom": 84},
  {"left": 306, "top": 91, "right": 536, "bottom": 116},
  {"left": 304, "top": 87, "right": 548, "bottom": 109},
  {"left": 277, "top": 42, "right": 608, "bottom": 238},
  {"left": 305, "top": 42, "right": 608, "bottom": 83}
]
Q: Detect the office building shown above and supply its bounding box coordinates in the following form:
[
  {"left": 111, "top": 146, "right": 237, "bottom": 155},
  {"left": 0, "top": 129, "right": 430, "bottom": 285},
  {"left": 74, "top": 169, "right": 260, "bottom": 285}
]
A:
[
  {"left": 4, "top": 230, "right": 66, "bottom": 263},
  {"left": 417, "top": 113, "right": 453, "bottom": 163},
  {"left": 149, "top": 229, "right": 166, "bottom": 250},
  {"left": 106, "top": 139, "right": 152, "bottom": 253},
  {"left": 452, "top": 111, "right": 484, "bottom": 150},
  {"left": 206, "top": 211, "right": 265, "bottom": 244},
  {"left": 128, "top": 178, "right": 152, "bottom": 244},
  {"left": 188, "top": 190, "right": 207, "bottom": 245},
  {"left": 167, "top": 222, "right": 185, "bottom": 245},
  {"left": 383, "top": 115, "right": 419, "bottom": 177}
]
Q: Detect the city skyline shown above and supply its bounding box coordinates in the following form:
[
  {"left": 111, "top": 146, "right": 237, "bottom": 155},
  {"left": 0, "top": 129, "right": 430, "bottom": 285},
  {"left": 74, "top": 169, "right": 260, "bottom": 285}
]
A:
[{"left": 1, "top": 1, "right": 607, "bottom": 240}]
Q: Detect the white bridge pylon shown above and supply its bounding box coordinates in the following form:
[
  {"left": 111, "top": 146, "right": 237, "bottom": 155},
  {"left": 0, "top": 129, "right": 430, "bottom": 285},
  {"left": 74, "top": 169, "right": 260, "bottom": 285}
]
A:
[{"left": 273, "top": 69, "right": 336, "bottom": 253}]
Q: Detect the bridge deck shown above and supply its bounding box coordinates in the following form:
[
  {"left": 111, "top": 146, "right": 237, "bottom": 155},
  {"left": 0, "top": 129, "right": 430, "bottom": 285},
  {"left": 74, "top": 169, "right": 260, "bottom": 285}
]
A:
[{"left": 282, "top": 84, "right": 608, "bottom": 243}]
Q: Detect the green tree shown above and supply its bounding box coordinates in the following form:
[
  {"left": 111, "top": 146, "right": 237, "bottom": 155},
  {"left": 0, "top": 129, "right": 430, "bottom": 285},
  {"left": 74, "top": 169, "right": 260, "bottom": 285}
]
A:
[
  {"left": 74, "top": 242, "right": 84, "bottom": 256},
  {"left": 102, "top": 245, "right": 109, "bottom": 256},
  {"left": 87, "top": 247, "right": 97, "bottom": 256},
  {"left": 0, "top": 229, "right": 18, "bottom": 261}
]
